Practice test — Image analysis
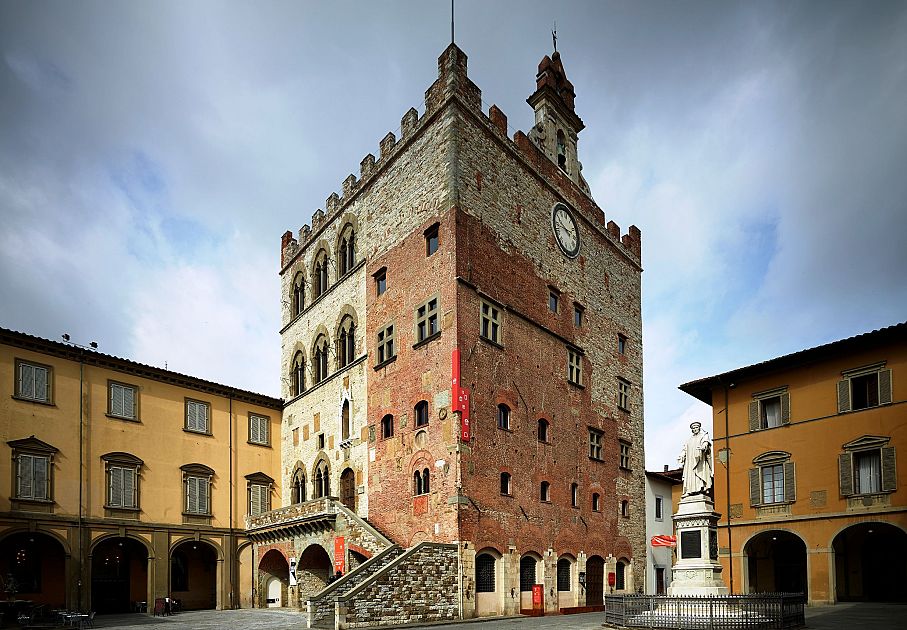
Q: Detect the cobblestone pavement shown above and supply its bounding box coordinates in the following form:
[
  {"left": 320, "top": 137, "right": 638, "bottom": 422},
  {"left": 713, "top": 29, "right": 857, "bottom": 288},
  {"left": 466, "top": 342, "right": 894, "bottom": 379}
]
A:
[{"left": 89, "top": 603, "right": 906, "bottom": 629}]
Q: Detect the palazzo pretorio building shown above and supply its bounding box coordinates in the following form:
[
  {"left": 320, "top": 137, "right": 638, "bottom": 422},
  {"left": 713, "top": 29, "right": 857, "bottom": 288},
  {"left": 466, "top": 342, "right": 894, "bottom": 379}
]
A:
[{"left": 0, "top": 44, "right": 646, "bottom": 626}]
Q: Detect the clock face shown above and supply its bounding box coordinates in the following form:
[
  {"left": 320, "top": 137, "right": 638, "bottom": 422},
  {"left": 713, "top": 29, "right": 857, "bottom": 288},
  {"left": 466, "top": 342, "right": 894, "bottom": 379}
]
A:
[{"left": 551, "top": 203, "right": 580, "bottom": 258}]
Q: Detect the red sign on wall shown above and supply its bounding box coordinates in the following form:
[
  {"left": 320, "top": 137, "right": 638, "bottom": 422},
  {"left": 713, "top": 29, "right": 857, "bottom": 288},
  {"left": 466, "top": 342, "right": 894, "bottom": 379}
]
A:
[
  {"left": 532, "top": 584, "right": 543, "bottom": 608},
  {"left": 452, "top": 348, "right": 471, "bottom": 441},
  {"left": 334, "top": 536, "right": 345, "bottom": 574},
  {"left": 608, "top": 572, "right": 616, "bottom": 587}
]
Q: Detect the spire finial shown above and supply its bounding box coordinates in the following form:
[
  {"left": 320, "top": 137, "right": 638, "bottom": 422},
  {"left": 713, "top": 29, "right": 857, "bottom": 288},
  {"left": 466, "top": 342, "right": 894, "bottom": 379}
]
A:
[
  {"left": 451, "top": 0, "right": 455, "bottom": 45},
  {"left": 552, "top": 21, "right": 557, "bottom": 53}
]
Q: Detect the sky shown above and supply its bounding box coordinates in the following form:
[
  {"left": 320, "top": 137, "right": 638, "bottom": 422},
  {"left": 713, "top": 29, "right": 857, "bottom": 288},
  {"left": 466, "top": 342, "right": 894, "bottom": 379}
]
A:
[{"left": 2, "top": 1, "right": 906, "bottom": 471}]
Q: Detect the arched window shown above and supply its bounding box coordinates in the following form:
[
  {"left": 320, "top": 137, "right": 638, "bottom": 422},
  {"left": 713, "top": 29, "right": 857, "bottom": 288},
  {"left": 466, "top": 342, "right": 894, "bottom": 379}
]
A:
[
  {"left": 313, "top": 335, "right": 329, "bottom": 384},
  {"left": 475, "top": 553, "right": 496, "bottom": 593},
  {"left": 592, "top": 492, "right": 601, "bottom": 512},
  {"left": 381, "top": 414, "right": 394, "bottom": 439},
  {"left": 422, "top": 468, "right": 430, "bottom": 494},
  {"left": 341, "top": 400, "right": 350, "bottom": 441},
  {"left": 292, "top": 469, "right": 306, "bottom": 504},
  {"left": 313, "top": 249, "right": 329, "bottom": 299},
  {"left": 520, "top": 556, "right": 537, "bottom": 592},
  {"left": 540, "top": 481, "right": 550, "bottom": 502},
  {"left": 497, "top": 404, "right": 510, "bottom": 430},
  {"left": 616, "top": 559, "right": 627, "bottom": 590},
  {"left": 571, "top": 482, "right": 579, "bottom": 508},
  {"left": 337, "top": 316, "right": 355, "bottom": 368},
  {"left": 500, "top": 472, "right": 512, "bottom": 496},
  {"left": 415, "top": 400, "right": 429, "bottom": 427},
  {"left": 292, "top": 272, "right": 305, "bottom": 316},
  {"left": 292, "top": 352, "right": 305, "bottom": 396},
  {"left": 621, "top": 499, "right": 630, "bottom": 517},
  {"left": 556, "top": 129, "right": 567, "bottom": 169},
  {"left": 314, "top": 460, "right": 330, "bottom": 499},
  {"left": 413, "top": 468, "right": 430, "bottom": 495},
  {"left": 338, "top": 225, "right": 356, "bottom": 276},
  {"left": 537, "top": 418, "right": 549, "bottom": 442},
  {"left": 557, "top": 558, "right": 572, "bottom": 591}
]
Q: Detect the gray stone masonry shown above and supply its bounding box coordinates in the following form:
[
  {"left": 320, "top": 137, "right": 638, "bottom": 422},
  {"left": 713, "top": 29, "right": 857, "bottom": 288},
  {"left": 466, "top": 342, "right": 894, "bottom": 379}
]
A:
[
  {"left": 308, "top": 544, "right": 405, "bottom": 628},
  {"left": 335, "top": 543, "right": 460, "bottom": 629}
]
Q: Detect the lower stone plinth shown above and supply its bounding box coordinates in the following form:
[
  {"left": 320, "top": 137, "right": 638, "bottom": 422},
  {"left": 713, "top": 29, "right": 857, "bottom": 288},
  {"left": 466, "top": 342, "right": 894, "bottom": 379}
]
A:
[{"left": 667, "top": 494, "right": 728, "bottom": 596}]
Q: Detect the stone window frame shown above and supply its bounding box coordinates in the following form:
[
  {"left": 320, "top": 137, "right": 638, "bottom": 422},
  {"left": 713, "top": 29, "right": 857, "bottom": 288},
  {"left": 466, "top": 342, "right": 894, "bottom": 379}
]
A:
[
  {"left": 102, "top": 451, "right": 143, "bottom": 512},
  {"left": 13, "top": 358, "right": 53, "bottom": 405},
  {"left": 184, "top": 398, "right": 211, "bottom": 435},
  {"left": 654, "top": 495, "right": 664, "bottom": 521},
  {"left": 337, "top": 223, "right": 356, "bottom": 277},
  {"left": 618, "top": 334, "right": 627, "bottom": 355},
  {"left": 837, "top": 362, "right": 892, "bottom": 413},
  {"left": 573, "top": 303, "right": 584, "bottom": 328},
  {"left": 341, "top": 399, "right": 351, "bottom": 441},
  {"left": 748, "top": 386, "right": 790, "bottom": 432},
  {"left": 548, "top": 287, "right": 560, "bottom": 314},
  {"left": 537, "top": 418, "right": 550, "bottom": 443},
  {"left": 567, "top": 346, "right": 583, "bottom": 386},
  {"left": 414, "top": 295, "right": 441, "bottom": 345},
  {"left": 424, "top": 223, "right": 440, "bottom": 256},
  {"left": 617, "top": 378, "right": 631, "bottom": 411},
  {"left": 380, "top": 414, "right": 394, "bottom": 440},
  {"left": 313, "top": 459, "right": 331, "bottom": 499},
  {"left": 291, "top": 351, "right": 306, "bottom": 397},
  {"left": 556, "top": 557, "right": 572, "bottom": 592},
  {"left": 620, "top": 499, "right": 630, "bottom": 518},
  {"left": 246, "top": 472, "right": 274, "bottom": 517},
  {"left": 592, "top": 492, "right": 601, "bottom": 512},
  {"left": 181, "top": 463, "right": 214, "bottom": 517},
  {"left": 500, "top": 471, "right": 512, "bottom": 496},
  {"left": 291, "top": 271, "right": 305, "bottom": 317},
  {"left": 496, "top": 404, "right": 511, "bottom": 431},
  {"left": 373, "top": 267, "right": 387, "bottom": 297},
  {"left": 619, "top": 441, "right": 632, "bottom": 470},
  {"left": 248, "top": 412, "right": 270, "bottom": 446},
  {"left": 540, "top": 480, "right": 551, "bottom": 502},
  {"left": 291, "top": 466, "right": 307, "bottom": 504},
  {"left": 312, "top": 334, "right": 330, "bottom": 384},
  {"left": 107, "top": 380, "right": 139, "bottom": 422},
  {"left": 588, "top": 428, "right": 604, "bottom": 461},
  {"left": 748, "top": 451, "right": 795, "bottom": 506},
  {"left": 414, "top": 400, "right": 429, "bottom": 428},
  {"left": 336, "top": 315, "right": 356, "bottom": 370},
  {"left": 479, "top": 298, "right": 503, "bottom": 346},
  {"left": 838, "top": 435, "right": 897, "bottom": 497},
  {"left": 312, "top": 248, "right": 330, "bottom": 299},
  {"left": 413, "top": 467, "right": 430, "bottom": 496},
  {"left": 475, "top": 552, "right": 497, "bottom": 593},
  {"left": 376, "top": 322, "right": 396, "bottom": 367},
  {"left": 8, "top": 436, "right": 58, "bottom": 507}
]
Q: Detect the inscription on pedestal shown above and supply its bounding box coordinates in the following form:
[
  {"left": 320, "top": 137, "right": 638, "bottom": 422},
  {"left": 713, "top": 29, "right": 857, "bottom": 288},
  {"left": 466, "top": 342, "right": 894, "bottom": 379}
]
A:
[
  {"left": 709, "top": 529, "right": 718, "bottom": 560},
  {"left": 681, "top": 530, "right": 701, "bottom": 559}
]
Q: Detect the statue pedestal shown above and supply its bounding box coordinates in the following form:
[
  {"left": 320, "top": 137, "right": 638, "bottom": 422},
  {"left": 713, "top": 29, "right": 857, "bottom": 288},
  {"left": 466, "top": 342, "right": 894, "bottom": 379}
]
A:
[{"left": 667, "top": 494, "right": 728, "bottom": 596}]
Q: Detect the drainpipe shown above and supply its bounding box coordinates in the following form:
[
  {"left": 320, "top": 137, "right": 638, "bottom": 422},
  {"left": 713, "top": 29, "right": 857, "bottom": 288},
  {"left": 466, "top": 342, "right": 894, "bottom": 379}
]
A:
[
  {"left": 722, "top": 381, "right": 733, "bottom": 592},
  {"left": 78, "top": 350, "right": 84, "bottom": 611},
  {"left": 229, "top": 392, "right": 234, "bottom": 608}
]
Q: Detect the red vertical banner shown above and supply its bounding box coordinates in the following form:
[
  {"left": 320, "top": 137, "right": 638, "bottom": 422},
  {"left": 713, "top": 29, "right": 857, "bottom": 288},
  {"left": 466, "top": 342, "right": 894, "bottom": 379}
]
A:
[
  {"left": 452, "top": 348, "right": 471, "bottom": 441},
  {"left": 334, "top": 536, "right": 345, "bottom": 574}
]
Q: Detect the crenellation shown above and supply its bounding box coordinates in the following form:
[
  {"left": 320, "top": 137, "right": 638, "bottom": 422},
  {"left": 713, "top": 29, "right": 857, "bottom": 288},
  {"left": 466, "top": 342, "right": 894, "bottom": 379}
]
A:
[
  {"left": 326, "top": 192, "right": 340, "bottom": 215},
  {"left": 343, "top": 174, "right": 358, "bottom": 198},
  {"left": 488, "top": 104, "right": 507, "bottom": 136},
  {"left": 360, "top": 153, "right": 376, "bottom": 179},
  {"left": 312, "top": 208, "right": 325, "bottom": 230},
  {"left": 379, "top": 132, "right": 397, "bottom": 159},
  {"left": 401, "top": 107, "right": 419, "bottom": 137},
  {"left": 607, "top": 220, "right": 620, "bottom": 239}
]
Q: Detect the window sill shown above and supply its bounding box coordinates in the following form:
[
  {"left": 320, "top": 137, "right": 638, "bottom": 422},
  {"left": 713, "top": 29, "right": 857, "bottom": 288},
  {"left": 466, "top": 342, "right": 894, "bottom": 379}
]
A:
[
  {"left": 617, "top": 406, "right": 630, "bottom": 413},
  {"left": 541, "top": 499, "right": 552, "bottom": 504},
  {"left": 412, "top": 331, "right": 442, "bottom": 350},
  {"left": 374, "top": 355, "right": 398, "bottom": 370},
  {"left": 107, "top": 413, "right": 140, "bottom": 423},
  {"left": 182, "top": 513, "right": 213, "bottom": 526},
  {"left": 500, "top": 493, "right": 513, "bottom": 498},
  {"left": 247, "top": 440, "right": 271, "bottom": 448},
  {"left": 10, "top": 498, "right": 55, "bottom": 514},
  {"left": 619, "top": 466, "right": 632, "bottom": 472},
  {"left": 568, "top": 380, "right": 585, "bottom": 389},
  {"left": 183, "top": 428, "right": 213, "bottom": 437},
  {"left": 11, "top": 395, "right": 55, "bottom": 407},
  {"left": 497, "top": 426, "right": 513, "bottom": 433},
  {"left": 589, "top": 456, "right": 604, "bottom": 463},
  {"left": 479, "top": 335, "right": 504, "bottom": 350}
]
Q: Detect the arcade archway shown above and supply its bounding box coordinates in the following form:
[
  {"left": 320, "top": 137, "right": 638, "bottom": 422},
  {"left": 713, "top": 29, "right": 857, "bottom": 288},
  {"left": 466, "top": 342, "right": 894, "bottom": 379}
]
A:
[
  {"left": 0, "top": 531, "right": 67, "bottom": 607},
  {"left": 833, "top": 522, "right": 907, "bottom": 602},
  {"left": 297, "top": 544, "right": 332, "bottom": 600},
  {"left": 258, "top": 549, "right": 289, "bottom": 608},
  {"left": 744, "top": 530, "right": 807, "bottom": 594},
  {"left": 91, "top": 537, "right": 148, "bottom": 614},
  {"left": 170, "top": 540, "right": 217, "bottom": 610}
]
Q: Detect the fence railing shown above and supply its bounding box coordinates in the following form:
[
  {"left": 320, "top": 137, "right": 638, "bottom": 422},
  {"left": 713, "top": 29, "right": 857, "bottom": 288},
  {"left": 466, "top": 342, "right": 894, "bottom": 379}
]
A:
[{"left": 603, "top": 593, "right": 805, "bottom": 629}]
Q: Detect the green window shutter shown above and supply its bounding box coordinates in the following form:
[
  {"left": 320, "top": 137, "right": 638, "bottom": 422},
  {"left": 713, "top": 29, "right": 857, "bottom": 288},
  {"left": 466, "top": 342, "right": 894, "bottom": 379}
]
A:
[
  {"left": 878, "top": 369, "right": 892, "bottom": 405},
  {"left": 749, "top": 468, "right": 760, "bottom": 506},
  {"left": 110, "top": 467, "right": 123, "bottom": 507},
  {"left": 123, "top": 386, "right": 136, "bottom": 419},
  {"left": 111, "top": 385, "right": 125, "bottom": 417},
  {"left": 18, "top": 455, "right": 33, "bottom": 498},
  {"left": 187, "top": 403, "right": 198, "bottom": 431},
  {"left": 837, "top": 379, "right": 851, "bottom": 413},
  {"left": 34, "top": 367, "right": 48, "bottom": 402},
  {"left": 783, "top": 462, "right": 796, "bottom": 502},
  {"left": 199, "top": 478, "right": 209, "bottom": 514},
  {"left": 187, "top": 477, "right": 198, "bottom": 513},
  {"left": 33, "top": 456, "right": 47, "bottom": 500},
  {"left": 839, "top": 453, "right": 854, "bottom": 496},
  {"left": 123, "top": 468, "right": 136, "bottom": 508},
  {"left": 17, "top": 364, "right": 31, "bottom": 398},
  {"left": 748, "top": 401, "right": 759, "bottom": 431},
  {"left": 200, "top": 404, "right": 209, "bottom": 432},
  {"left": 780, "top": 393, "right": 791, "bottom": 424},
  {"left": 881, "top": 446, "right": 897, "bottom": 492}
]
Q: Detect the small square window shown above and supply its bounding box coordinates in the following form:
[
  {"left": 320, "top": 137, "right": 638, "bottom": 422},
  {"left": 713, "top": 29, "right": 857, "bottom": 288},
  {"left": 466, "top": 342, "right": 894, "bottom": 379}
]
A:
[
  {"left": 185, "top": 399, "right": 210, "bottom": 434},
  {"left": 588, "top": 429, "right": 603, "bottom": 460},
  {"left": 568, "top": 348, "right": 583, "bottom": 385},
  {"left": 549, "top": 291, "right": 559, "bottom": 313},
  {"left": 375, "top": 268, "right": 387, "bottom": 296},
  {"left": 619, "top": 442, "right": 632, "bottom": 470},
  {"left": 617, "top": 379, "right": 631, "bottom": 411},
  {"left": 618, "top": 334, "right": 627, "bottom": 355},
  {"left": 317, "top": 433, "right": 326, "bottom": 450},
  {"left": 574, "top": 304, "right": 584, "bottom": 327},
  {"left": 15, "top": 360, "right": 51, "bottom": 403},
  {"left": 425, "top": 224, "right": 439, "bottom": 256},
  {"left": 480, "top": 300, "right": 502, "bottom": 345},
  {"left": 377, "top": 323, "right": 396, "bottom": 364},
  {"left": 416, "top": 298, "right": 440, "bottom": 343}
]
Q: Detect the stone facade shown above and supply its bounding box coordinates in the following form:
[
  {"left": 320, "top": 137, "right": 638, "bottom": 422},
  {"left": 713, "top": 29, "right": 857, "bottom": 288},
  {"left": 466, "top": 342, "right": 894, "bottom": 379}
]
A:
[{"left": 255, "top": 43, "right": 647, "bottom": 623}]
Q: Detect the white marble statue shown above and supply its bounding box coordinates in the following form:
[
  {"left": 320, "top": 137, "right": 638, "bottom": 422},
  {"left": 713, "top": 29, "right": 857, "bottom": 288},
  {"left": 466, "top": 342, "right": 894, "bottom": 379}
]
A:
[{"left": 678, "top": 421, "right": 713, "bottom": 497}]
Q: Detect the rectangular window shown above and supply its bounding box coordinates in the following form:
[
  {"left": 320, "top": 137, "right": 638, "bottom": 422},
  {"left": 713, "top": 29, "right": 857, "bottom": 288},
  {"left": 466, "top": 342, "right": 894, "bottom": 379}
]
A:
[
  {"left": 655, "top": 495, "right": 664, "bottom": 520},
  {"left": 620, "top": 442, "right": 632, "bottom": 469},
  {"left": 15, "top": 360, "right": 51, "bottom": 403},
  {"left": 374, "top": 268, "right": 387, "bottom": 296},
  {"left": 480, "top": 300, "right": 502, "bottom": 344},
  {"left": 16, "top": 454, "right": 48, "bottom": 500},
  {"left": 548, "top": 290, "right": 559, "bottom": 313},
  {"left": 249, "top": 414, "right": 269, "bottom": 445},
  {"left": 108, "top": 382, "right": 137, "bottom": 420},
  {"left": 185, "top": 399, "right": 210, "bottom": 434},
  {"left": 249, "top": 483, "right": 270, "bottom": 516},
  {"left": 185, "top": 476, "right": 210, "bottom": 514},
  {"left": 838, "top": 365, "right": 892, "bottom": 413},
  {"left": 618, "top": 334, "right": 627, "bottom": 355},
  {"left": 568, "top": 348, "right": 582, "bottom": 385},
  {"left": 317, "top": 433, "right": 326, "bottom": 450},
  {"left": 617, "top": 379, "right": 631, "bottom": 411},
  {"left": 761, "top": 464, "right": 785, "bottom": 504},
  {"left": 588, "top": 428, "right": 603, "bottom": 460},
  {"left": 852, "top": 373, "right": 880, "bottom": 410},
  {"left": 416, "top": 298, "right": 439, "bottom": 342},
  {"left": 854, "top": 450, "right": 882, "bottom": 494},
  {"left": 761, "top": 396, "right": 782, "bottom": 428},
  {"left": 108, "top": 466, "right": 137, "bottom": 508},
  {"left": 377, "top": 324, "right": 395, "bottom": 364},
  {"left": 574, "top": 304, "right": 584, "bottom": 327},
  {"left": 381, "top": 415, "right": 394, "bottom": 439},
  {"left": 425, "top": 224, "right": 439, "bottom": 256}
]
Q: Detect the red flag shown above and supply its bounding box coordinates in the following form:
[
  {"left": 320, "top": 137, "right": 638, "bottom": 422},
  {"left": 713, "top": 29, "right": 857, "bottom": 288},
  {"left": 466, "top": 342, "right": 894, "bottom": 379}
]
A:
[{"left": 651, "top": 535, "right": 676, "bottom": 547}]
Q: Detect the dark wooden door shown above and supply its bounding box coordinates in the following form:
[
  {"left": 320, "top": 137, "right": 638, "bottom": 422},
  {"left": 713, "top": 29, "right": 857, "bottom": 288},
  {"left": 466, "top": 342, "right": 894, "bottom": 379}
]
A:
[
  {"left": 586, "top": 555, "right": 604, "bottom": 605},
  {"left": 340, "top": 469, "right": 356, "bottom": 510}
]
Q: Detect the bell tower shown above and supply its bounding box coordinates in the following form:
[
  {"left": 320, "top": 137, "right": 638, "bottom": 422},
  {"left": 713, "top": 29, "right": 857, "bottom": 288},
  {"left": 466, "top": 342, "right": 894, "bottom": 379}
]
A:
[{"left": 527, "top": 50, "right": 590, "bottom": 194}]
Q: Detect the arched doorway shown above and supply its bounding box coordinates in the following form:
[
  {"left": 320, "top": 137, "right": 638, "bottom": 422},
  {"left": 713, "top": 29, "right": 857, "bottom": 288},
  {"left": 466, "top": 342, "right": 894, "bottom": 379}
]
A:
[
  {"left": 340, "top": 468, "right": 356, "bottom": 510},
  {"left": 258, "top": 550, "right": 288, "bottom": 608},
  {"left": 0, "top": 531, "right": 67, "bottom": 607},
  {"left": 556, "top": 555, "right": 576, "bottom": 609},
  {"left": 833, "top": 522, "right": 907, "bottom": 602},
  {"left": 744, "top": 530, "right": 807, "bottom": 594},
  {"left": 170, "top": 540, "right": 217, "bottom": 610},
  {"left": 474, "top": 549, "right": 502, "bottom": 617},
  {"left": 91, "top": 537, "right": 148, "bottom": 614},
  {"left": 586, "top": 555, "right": 605, "bottom": 606},
  {"left": 297, "top": 544, "right": 332, "bottom": 600},
  {"left": 519, "top": 554, "right": 539, "bottom": 610}
]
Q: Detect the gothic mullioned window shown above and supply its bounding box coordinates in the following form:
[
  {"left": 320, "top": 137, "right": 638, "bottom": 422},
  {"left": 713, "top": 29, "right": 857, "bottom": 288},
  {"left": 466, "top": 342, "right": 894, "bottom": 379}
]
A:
[
  {"left": 312, "top": 249, "right": 329, "bottom": 299},
  {"left": 337, "top": 316, "right": 356, "bottom": 369},
  {"left": 314, "top": 460, "right": 330, "bottom": 499},
  {"left": 338, "top": 225, "right": 356, "bottom": 276},
  {"left": 292, "top": 351, "right": 305, "bottom": 396},
  {"left": 292, "top": 272, "right": 305, "bottom": 316},
  {"left": 313, "top": 335, "right": 329, "bottom": 384}
]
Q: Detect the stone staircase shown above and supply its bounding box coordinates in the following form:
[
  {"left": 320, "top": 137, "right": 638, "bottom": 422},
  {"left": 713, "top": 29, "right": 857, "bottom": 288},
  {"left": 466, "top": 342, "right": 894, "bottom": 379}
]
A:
[{"left": 307, "top": 543, "right": 405, "bottom": 628}]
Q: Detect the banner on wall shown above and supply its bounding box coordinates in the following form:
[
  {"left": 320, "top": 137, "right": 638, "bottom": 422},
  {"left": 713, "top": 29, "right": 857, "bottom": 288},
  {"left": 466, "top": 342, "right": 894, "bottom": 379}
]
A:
[
  {"left": 452, "top": 348, "right": 471, "bottom": 441},
  {"left": 334, "top": 536, "right": 345, "bottom": 574}
]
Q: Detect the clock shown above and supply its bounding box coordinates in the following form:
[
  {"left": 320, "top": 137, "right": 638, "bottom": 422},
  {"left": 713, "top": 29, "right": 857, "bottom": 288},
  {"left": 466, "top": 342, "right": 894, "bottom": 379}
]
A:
[{"left": 551, "top": 203, "right": 580, "bottom": 258}]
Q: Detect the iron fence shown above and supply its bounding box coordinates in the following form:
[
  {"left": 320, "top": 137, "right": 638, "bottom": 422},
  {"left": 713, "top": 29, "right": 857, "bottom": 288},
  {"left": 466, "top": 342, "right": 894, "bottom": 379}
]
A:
[{"left": 603, "top": 593, "right": 805, "bottom": 629}]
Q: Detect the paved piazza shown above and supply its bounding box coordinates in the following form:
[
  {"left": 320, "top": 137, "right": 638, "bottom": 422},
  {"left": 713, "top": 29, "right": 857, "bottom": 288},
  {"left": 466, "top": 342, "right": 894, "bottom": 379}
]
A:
[{"left": 88, "top": 603, "right": 903, "bottom": 630}]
